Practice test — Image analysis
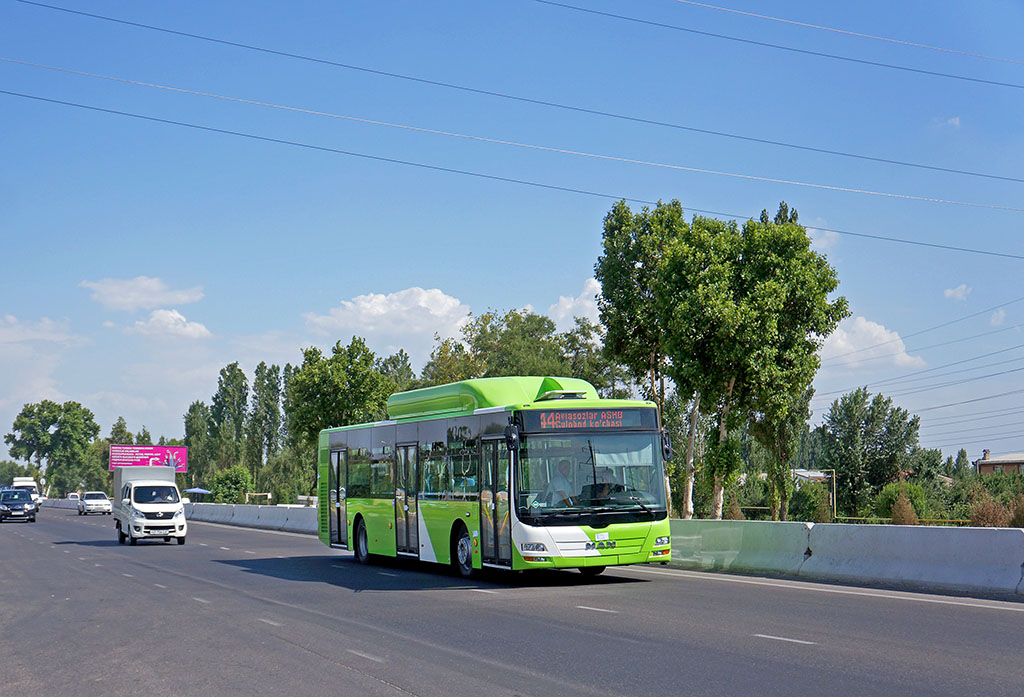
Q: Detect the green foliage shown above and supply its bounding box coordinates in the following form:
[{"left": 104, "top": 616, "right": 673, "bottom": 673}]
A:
[
  {"left": 723, "top": 498, "right": 746, "bottom": 520},
  {"left": 419, "top": 335, "right": 483, "bottom": 386},
  {"left": 377, "top": 350, "right": 416, "bottom": 393},
  {"left": 207, "top": 464, "right": 253, "bottom": 504},
  {"left": 595, "top": 199, "right": 675, "bottom": 408},
  {"left": 211, "top": 361, "right": 249, "bottom": 447},
  {"left": 821, "top": 388, "right": 920, "bottom": 514},
  {"left": 259, "top": 445, "right": 308, "bottom": 503},
  {"left": 5, "top": 400, "right": 61, "bottom": 467},
  {"left": 789, "top": 481, "right": 832, "bottom": 523},
  {"left": 135, "top": 426, "right": 152, "bottom": 445},
  {"left": 462, "top": 309, "right": 569, "bottom": 378},
  {"left": 183, "top": 401, "right": 215, "bottom": 489},
  {"left": 890, "top": 492, "right": 919, "bottom": 525},
  {"left": 109, "top": 416, "right": 133, "bottom": 445},
  {"left": 0, "top": 460, "right": 32, "bottom": 485},
  {"left": 6, "top": 400, "right": 100, "bottom": 495},
  {"left": 245, "top": 361, "right": 283, "bottom": 486},
  {"left": 875, "top": 481, "right": 929, "bottom": 518},
  {"left": 1009, "top": 494, "right": 1024, "bottom": 528}
]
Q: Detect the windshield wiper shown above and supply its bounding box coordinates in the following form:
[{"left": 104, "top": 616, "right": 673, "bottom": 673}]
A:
[{"left": 628, "top": 496, "right": 652, "bottom": 513}]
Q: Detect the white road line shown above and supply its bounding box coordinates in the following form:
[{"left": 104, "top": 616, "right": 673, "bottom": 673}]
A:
[
  {"left": 469, "top": 588, "right": 498, "bottom": 594},
  {"left": 346, "top": 649, "right": 384, "bottom": 663},
  {"left": 576, "top": 605, "right": 619, "bottom": 614},
  {"left": 622, "top": 566, "right": 1024, "bottom": 614},
  {"left": 154, "top": 584, "right": 167, "bottom": 589},
  {"left": 244, "top": 550, "right": 256, "bottom": 554},
  {"left": 78, "top": 557, "right": 86, "bottom": 560},
  {"left": 219, "top": 546, "right": 231, "bottom": 551},
  {"left": 192, "top": 597, "right": 211, "bottom": 604},
  {"left": 94, "top": 564, "right": 101, "bottom": 567},
  {"left": 331, "top": 564, "right": 346, "bottom": 569},
  {"left": 199, "top": 543, "right": 208, "bottom": 547},
  {"left": 378, "top": 572, "right": 399, "bottom": 577},
  {"left": 258, "top": 618, "right": 282, "bottom": 627},
  {"left": 122, "top": 573, "right": 134, "bottom": 578},
  {"left": 755, "top": 634, "right": 817, "bottom": 645}
]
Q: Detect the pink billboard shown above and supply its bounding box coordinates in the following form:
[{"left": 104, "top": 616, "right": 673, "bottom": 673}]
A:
[{"left": 109, "top": 445, "right": 188, "bottom": 472}]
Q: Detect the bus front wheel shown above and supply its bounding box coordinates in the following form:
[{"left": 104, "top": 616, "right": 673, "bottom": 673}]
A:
[
  {"left": 354, "top": 519, "right": 371, "bottom": 565},
  {"left": 452, "top": 525, "right": 475, "bottom": 579}
]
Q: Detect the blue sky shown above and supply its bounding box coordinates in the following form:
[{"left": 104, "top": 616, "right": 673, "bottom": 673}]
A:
[{"left": 2, "top": 0, "right": 1023, "bottom": 460}]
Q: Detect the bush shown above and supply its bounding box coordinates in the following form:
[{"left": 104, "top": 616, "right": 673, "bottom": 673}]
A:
[
  {"left": 789, "top": 481, "right": 832, "bottom": 523},
  {"left": 1010, "top": 495, "right": 1024, "bottom": 528},
  {"left": 724, "top": 498, "right": 746, "bottom": 520},
  {"left": 207, "top": 465, "right": 253, "bottom": 504},
  {"left": 890, "top": 492, "right": 919, "bottom": 525},
  {"left": 970, "top": 494, "right": 1011, "bottom": 528},
  {"left": 875, "top": 482, "right": 928, "bottom": 519}
]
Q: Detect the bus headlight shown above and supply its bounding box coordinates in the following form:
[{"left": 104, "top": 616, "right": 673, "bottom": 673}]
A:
[
  {"left": 521, "top": 542, "right": 547, "bottom": 552},
  {"left": 655, "top": 536, "right": 670, "bottom": 546}
]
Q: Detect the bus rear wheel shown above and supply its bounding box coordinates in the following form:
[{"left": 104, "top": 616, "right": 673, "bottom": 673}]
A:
[
  {"left": 579, "top": 566, "right": 606, "bottom": 577},
  {"left": 452, "top": 525, "right": 475, "bottom": 579},
  {"left": 354, "top": 519, "right": 371, "bottom": 565}
]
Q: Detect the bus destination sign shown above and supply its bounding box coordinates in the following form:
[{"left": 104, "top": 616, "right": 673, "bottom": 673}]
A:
[{"left": 522, "top": 408, "right": 656, "bottom": 432}]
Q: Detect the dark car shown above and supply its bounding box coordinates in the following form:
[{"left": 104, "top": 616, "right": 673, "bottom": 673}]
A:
[{"left": 0, "top": 490, "right": 38, "bottom": 523}]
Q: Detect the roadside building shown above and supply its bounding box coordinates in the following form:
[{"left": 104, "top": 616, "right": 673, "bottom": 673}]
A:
[{"left": 973, "top": 449, "right": 1024, "bottom": 474}]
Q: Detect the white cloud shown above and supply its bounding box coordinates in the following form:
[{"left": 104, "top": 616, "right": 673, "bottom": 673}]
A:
[
  {"left": 943, "top": 284, "right": 971, "bottom": 301},
  {"left": 820, "top": 316, "right": 925, "bottom": 369},
  {"left": 991, "top": 309, "right": 1006, "bottom": 326},
  {"left": 126, "top": 309, "right": 212, "bottom": 339},
  {"left": 80, "top": 276, "right": 204, "bottom": 311},
  {"left": 0, "top": 315, "right": 76, "bottom": 344},
  {"left": 932, "top": 116, "right": 961, "bottom": 129},
  {"left": 547, "top": 278, "right": 601, "bottom": 331},
  {"left": 303, "top": 287, "right": 470, "bottom": 368},
  {"left": 0, "top": 316, "right": 78, "bottom": 438}
]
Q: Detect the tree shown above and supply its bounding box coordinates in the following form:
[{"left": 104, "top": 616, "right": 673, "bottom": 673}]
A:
[
  {"left": 595, "top": 199, "right": 677, "bottom": 410},
  {"left": 419, "top": 335, "right": 483, "bottom": 387},
  {"left": 207, "top": 464, "right": 253, "bottom": 504},
  {"left": 5, "top": 400, "right": 61, "bottom": 469},
  {"left": 245, "top": 362, "right": 282, "bottom": 485},
  {"left": 953, "top": 448, "right": 971, "bottom": 478},
  {"left": 109, "top": 416, "right": 133, "bottom": 445},
  {"left": 750, "top": 386, "right": 814, "bottom": 520},
  {"left": 377, "top": 350, "right": 416, "bottom": 393},
  {"left": 134, "top": 426, "right": 152, "bottom": 446},
  {"left": 658, "top": 205, "right": 847, "bottom": 518},
  {"left": 286, "top": 337, "right": 391, "bottom": 491},
  {"left": 44, "top": 401, "right": 101, "bottom": 496},
  {"left": 821, "top": 387, "right": 920, "bottom": 514},
  {"left": 211, "top": 361, "right": 249, "bottom": 463},
  {"left": 559, "top": 317, "right": 625, "bottom": 396},
  {"left": 463, "top": 309, "right": 569, "bottom": 378},
  {"left": 183, "top": 401, "right": 215, "bottom": 488},
  {"left": 0, "top": 460, "right": 31, "bottom": 485}
]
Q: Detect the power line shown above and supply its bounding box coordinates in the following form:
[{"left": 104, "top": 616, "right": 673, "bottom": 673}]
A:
[
  {"left": 921, "top": 407, "right": 1024, "bottom": 429},
  {"left": 667, "top": 0, "right": 1024, "bottom": 66},
  {"left": 7, "top": 58, "right": 1022, "bottom": 214},
  {"left": 815, "top": 343, "right": 1024, "bottom": 398},
  {"left": 914, "top": 387, "right": 1024, "bottom": 413},
  {"left": 923, "top": 404, "right": 1024, "bottom": 426},
  {"left": 821, "top": 296, "right": 1024, "bottom": 364},
  {"left": 3, "top": 88, "right": 1024, "bottom": 266},
  {"left": 11, "top": 1, "right": 1024, "bottom": 186},
  {"left": 886, "top": 365, "right": 1024, "bottom": 399},
  {"left": 533, "top": 0, "right": 1024, "bottom": 91},
  {"left": 933, "top": 432, "right": 1024, "bottom": 450},
  {"left": 920, "top": 420, "right": 1024, "bottom": 440}
]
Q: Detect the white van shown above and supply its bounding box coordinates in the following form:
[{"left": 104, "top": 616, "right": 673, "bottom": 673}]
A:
[
  {"left": 113, "top": 467, "right": 187, "bottom": 545},
  {"left": 11, "top": 477, "right": 42, "bottom": 503}
]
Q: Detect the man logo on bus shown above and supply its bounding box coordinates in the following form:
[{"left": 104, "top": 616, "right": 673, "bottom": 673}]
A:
[{"left": 585, "top": 540, "right": 616, "bottom": 550}]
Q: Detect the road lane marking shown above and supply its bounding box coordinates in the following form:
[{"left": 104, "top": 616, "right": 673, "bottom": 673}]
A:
[
  {"left": 621, "top": 567, "right": 1024, "bottom": 613},
  {"left": 576, "top": 605, "right": 618, "bottom": 614},
  {"left": 154, "top": 583, "right": 167, "bottom": 589},
  {"left": 220, "top": 546, "right": 231, "bottom": 551},
  {"left": 378, "top": 572, "right": 399, "bottom": 577},
  {"left": 192, "top": 597, "right": 211, "bottom": 604},
  {"left": 199, "top": 543, "right": 208, "bottom": 546},
  {"left": 331, "top": 564, "right": 346, "bottom": 569},
  {"left": 469, "top": 588, "right": 498, "bottom": 594},
  {"left": 755, "top": 634, "right": 817, "bottom": 645},
  {"left": 346, "top": 649, "right": 384, "bottom": 663},
  {"left": 244, "top": 550, "right": 256, "bottom": 554},
  {"left": 122, "top": 573, "right": 134, "bottom": 578},
  {"left": 258, "top": 618, "right": 282, "bottom": 627}
]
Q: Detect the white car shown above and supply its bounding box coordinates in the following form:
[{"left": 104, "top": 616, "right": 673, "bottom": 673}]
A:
[{"left": 78, "top": 491, "right": 112, "bottom": 515}]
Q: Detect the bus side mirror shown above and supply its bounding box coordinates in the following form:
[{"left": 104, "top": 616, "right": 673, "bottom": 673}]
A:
[
  {"left": 662, "top": 430, "right": 674, "bottom": 461},
  {"left": 504, "top": 423, "right": 519, "bottom": 451}
]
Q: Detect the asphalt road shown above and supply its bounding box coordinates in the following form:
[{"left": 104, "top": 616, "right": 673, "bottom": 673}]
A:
[{"left": 2, "top": 509, "right": 1023, "bottom": 697}]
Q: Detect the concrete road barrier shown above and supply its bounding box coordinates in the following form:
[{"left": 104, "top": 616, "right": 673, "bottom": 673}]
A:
[
  {"left": 282, "top": 507, "right": 317, "bottom": 534},
  {"left": 670, "top": 519, "right": 811, "bottom": 575},
  {"left": 802, "top": 523, "right": 1024, "bottom": 595},
  {"left": 254, "top": 505, "right": 290, "bottom": 531}
]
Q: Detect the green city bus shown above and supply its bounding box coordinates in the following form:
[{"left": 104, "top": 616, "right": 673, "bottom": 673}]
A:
[{"left": 317, "top": 376, "right": 672, "bottom": 577}]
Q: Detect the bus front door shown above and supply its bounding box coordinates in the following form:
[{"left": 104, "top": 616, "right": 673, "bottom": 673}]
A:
[
  {"left": 330, "top": 449, "right": 348, "bottom": 546},
  {"left": 395, "top": 444, "right": 419, "bottom": 555},
  {"left": 481, "top": 440, "right": 511, "bottom": 566}
]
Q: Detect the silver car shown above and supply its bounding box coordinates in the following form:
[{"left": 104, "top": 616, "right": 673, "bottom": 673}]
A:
[{"left": 78, "top": 491, "right": 112, "bottom": 515}]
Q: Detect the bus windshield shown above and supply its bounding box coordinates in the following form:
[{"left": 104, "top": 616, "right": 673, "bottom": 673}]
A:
[{"left": 516, "top": 431, "right": 667, "bottom": 524}]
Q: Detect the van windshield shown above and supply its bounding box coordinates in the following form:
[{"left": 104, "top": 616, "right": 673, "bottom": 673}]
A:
[{"left": 133, "top": 486, "right": 179, "bottom": 504}]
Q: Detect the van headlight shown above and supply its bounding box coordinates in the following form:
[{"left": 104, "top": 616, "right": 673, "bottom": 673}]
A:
[
  {"left": 174, "top": 508, "right": 184, "bottom": 519},
  {"left": 520, "top": 542, "right": 547, "bottom": 552},
  {"left": 655, "top": 536, "right": 670, "bottom": 546}
]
